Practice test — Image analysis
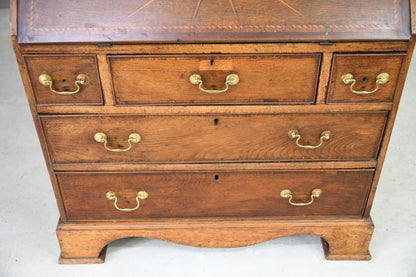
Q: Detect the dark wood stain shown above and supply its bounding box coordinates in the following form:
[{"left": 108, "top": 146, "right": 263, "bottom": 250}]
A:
[
  {"left": 17, "top": 0, "right": 411, "bottom": 43},
  {"left": 57, "top": 170, "right": 374, "bottom": 220}
]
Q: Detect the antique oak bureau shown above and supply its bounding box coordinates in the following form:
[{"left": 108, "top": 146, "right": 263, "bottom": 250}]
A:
[{"left": 11, "top": 0, "right": 416, "bottom": 263}]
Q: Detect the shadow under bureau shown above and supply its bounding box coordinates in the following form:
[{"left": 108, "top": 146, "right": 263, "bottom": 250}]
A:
[{"left": 10, "top": 0, "right": 416, "bottom": 263}]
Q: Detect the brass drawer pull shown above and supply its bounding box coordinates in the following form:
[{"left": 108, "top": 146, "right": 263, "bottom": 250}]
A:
[
  {"left": 341, "top": 73, "right": 389, "bottom": 95},
  {"left": 280, "top": 189, "right": 322, "bottom": 206},
  {"left": 106, "top": 191, "right": 148, "bottom": 212},
  {"left": 39, "top": 73, "right": 89, "bottom": 95},
  {"left": 94, "top": 132, "right": 141, "bottom": 152},
  {"left": 189, "top": 73, "right": 239, "bottom": 93},
  {"left": 288, "top": 129, "right": 331, "bottom": 149}
]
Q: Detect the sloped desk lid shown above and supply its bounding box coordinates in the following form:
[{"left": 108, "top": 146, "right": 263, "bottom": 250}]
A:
[{"left": 17, "top": 0, "right": 411, "bottom": 43}]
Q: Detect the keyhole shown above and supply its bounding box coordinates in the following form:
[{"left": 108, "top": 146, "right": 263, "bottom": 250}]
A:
[
  {"left": 215, "top": 175, "right": 219, "bottom": 181},
  {"left": 210, "top": 59, "right": 214, "bottom": 66},
  {"left": 362, "top": 77, "right": 368, "bottom": 82},
  {"left": 214, "top": 118, "right": 219, "bottom": 125},
  {"left": 62, "top": 79, "right": 66, "bottom": 83}
]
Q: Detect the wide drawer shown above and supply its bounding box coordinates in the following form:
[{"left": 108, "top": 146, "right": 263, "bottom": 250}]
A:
[
  {"left": 57, "top": 170, "right": 374, "bottom": 220},
  {"left": 25, "top": 55, "right": 103, "bottom": 105},
  {"left": 109, "top": 54, "right": 321, "bottom": 105},
  {"left": 327, "top": 53, "right": 404, "bottom": 103},
  {"left": 41, "top": 112, "right": 387, "bottom": 164}
]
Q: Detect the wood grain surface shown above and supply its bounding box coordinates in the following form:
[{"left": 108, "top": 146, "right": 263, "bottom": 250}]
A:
[
  {"left": 52, "top": 161, "right": 378, "bottom": 172},
  {"left": 57, "top": 170, "right": 373, "bottom": 220},
  {"left": 110, "top": 54, "right": 320, "bottom": 105},
  {"left": 16, "top": 0, "right": 410, "bottom": 43},
  {"left": 24, "top": 55, "right": 103, "bottom": 105},
  {"left": 17, "top": 42, "right": 410, "bottom": 55},
  {"left": 327, "top": 53, "right": 405, "bottom": 103},
  {"left": 36, "top": 103, "right": 394, "bottom": 116},
  {"left": 11, "top": 0, "right": 416, "bottom": 264},
  {"left": 40, "top": 112, "right": 387, "bottom": 164},
  {"left": 56, "top": 218, "right": 374, "bottom": 263}
]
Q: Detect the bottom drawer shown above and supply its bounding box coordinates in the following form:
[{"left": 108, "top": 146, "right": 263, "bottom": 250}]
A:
[{"left": 57, "top": 170, "right": 374, "bottom": 220}]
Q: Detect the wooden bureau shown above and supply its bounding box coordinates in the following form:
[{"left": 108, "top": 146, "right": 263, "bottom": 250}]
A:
[{"left": 10, "top": 0, "right": 416, "bottom": 263}]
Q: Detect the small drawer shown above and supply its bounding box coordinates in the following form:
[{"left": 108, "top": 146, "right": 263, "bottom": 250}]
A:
[
  {"left": 25, "top": 55, "right": 103, "bottom": 105},
  {"left": 57, "top": 170, "right": 374, "bottom": 220},
  {"left": 40, "top": 112, "right": 387, "bottom": 164},
  {"left": 109, "top": 54, "right": 321, "bottom": 105},
  {"left": 327, "top": 53, "right": 404, "bottom": 103}
]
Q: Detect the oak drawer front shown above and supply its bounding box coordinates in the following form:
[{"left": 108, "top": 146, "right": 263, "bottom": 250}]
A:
[
  {"left": 41, "top": 112, "right": 387, "bottom": 164},
  {"left": 109, "top": 54, "right": 320, "bottom": 105},
  {"left": 327, "top": 53, "right": 404, "bottom": 103},
  {"left": 25, "top": 55, "right": 103, "bottom": 105},
  {"left": 57, "top": 170, "right": 374, "bottom": 220}
]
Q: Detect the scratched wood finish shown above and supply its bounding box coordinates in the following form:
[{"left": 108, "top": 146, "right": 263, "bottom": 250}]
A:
[
  {"left": 57, "top": 170, "right": 373, "bottom": 220},
  {"left": 327, "top": 53, "right": 405, "bottom": 103},
  {"left": 40, "top": 113, "right": 387, "bottom": 164},
  {"left": 17, "top": 0, "right": 410, "bottom": 43},
  {"left": 110, "top": 54, "right": 320, "bottom": 105},
  {"left": 24, "top": 55, "right": 103, "bottom": 105}
]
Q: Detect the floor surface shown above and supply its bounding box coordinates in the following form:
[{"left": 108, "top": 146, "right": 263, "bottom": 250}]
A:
[{"left": 1, "top": 8, "right": 415, "bottom": 277}]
